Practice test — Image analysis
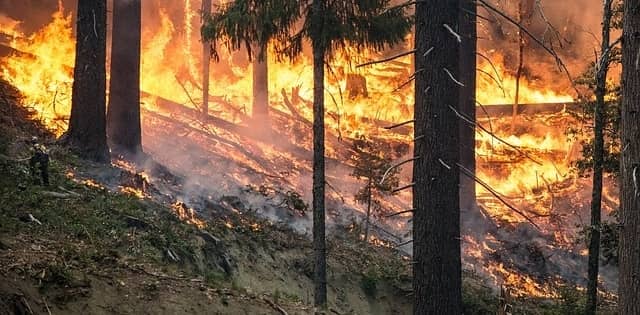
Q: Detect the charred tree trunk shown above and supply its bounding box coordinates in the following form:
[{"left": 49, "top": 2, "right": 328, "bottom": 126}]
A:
[
  {"left": 311, "top": 0, "right": 327, "bottom": 308},
  {"left": 413, "top": 1, "right": 462, "bottom": 314},
  {"left": 202, "top": 0, "right": 212, "bottom": 117},
  {"left": 107, "top": 0, "right": 142, "bottom": 156},
  {"left": 64, "top": 0, "right": 109, "bottom": 162},
  {"left": 363, "top": 178, "right": 373, "bottom": 243},
  {"left": 513, "top": 0, "right": 525, "bottom": 126},
  {"left": 252, "top": 42, "right": 269, "bottom": 122},
  {"left": 619, "top": 0, "right": 640, "bottom": 313},
  {"left": 586, "top": 1, "right": 613, "bottom": 313},
  {"left": 459, "top": 0, "right": 477, "bottom": 212}
]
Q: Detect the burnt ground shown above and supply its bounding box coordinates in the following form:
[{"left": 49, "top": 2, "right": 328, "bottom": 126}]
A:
[
  {"left": 0, "top": 79, "right": 415, "bottom": 314},
  {"left": 0, "top": 79, "right": 620, "bottom": 314}
]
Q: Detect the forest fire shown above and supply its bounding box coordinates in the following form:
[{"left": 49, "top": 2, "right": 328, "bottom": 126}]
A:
[{"left": 0, "top": 0, "right": 618, "bottom": 301}]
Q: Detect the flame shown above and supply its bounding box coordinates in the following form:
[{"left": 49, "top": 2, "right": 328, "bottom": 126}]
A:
[
  {"left": 0, "top": 9, "right": 74, "bottom": 135},
  {"left": 0, "top": 3, "right": 599, "bottom": 298},
  {"left": 476, "top": 53, "right": 574, "bottom": 105},
  {"left": 172, "top": 201, "right": 207, "bottom": 228}
]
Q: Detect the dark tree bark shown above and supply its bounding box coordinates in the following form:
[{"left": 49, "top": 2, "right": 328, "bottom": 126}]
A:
[
  {"left": 619, "top": 0, "right": 640, "bottom": 313},
  {"left": 253, "top": 42, "right": 269, "bottom": 122},
  {"left": 65, "top": 0, "right": 109, "bottom": 162},
  {"left": 363, "top": 178, "right": 372, "bottom": 243},
  {"left": 413, "top": 0, "right": 462, "bottom": 314},
  {"left": 310, "top": 0, "right": 327, "bottom": 308},
  {"left": 107, "top": 0, "right": 142, "bottom": 156},
  {"left": 202, "top": 0, "right": 212, "bottom": 117},
  {"left": 586, "top": 1, "right": 613, "bottom": 313},
  {"left": 458, "top": 0, "right": 477, "bottom": 212}
]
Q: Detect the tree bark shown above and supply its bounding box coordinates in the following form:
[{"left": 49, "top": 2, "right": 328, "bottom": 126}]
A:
[
  {"left": 253, "top": 42, "right": 269, "bottom": 122},
  {"left": 65, "top": 0, "right": 109, "bottom": 162},
  {"left": 202, "top": 0, "right": 212, "bottom": 117},
  {"left": 363, "top": 178, "right": 372, "bottom": 243},
  {"left": 413, "top": 1, "right": 462, "bottom": 314},
  {"left": 107, "top": 0, "right": 142, "bottom": 156},
  {"left": 458, "top": 0, "right": 477, "bottom": 212},
  {"left": 619, "top": 0, "right": 640, "bottom": 313},
  {"left": 586, "top": 1, "right": 613, "bottom": 313},
  {"left": 311, "top": 0, "right": 327, "bottom": 308},
  {"left": 513, "top": 0, "right": 525, "bottom": 126}
]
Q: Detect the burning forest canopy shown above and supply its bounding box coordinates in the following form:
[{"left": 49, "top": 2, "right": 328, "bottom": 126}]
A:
[{"left": 0, "top": 0, "right": 622, "bottom": 301}]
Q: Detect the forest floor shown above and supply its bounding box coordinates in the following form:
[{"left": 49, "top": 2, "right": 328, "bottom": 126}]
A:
[{"left": 0, "top": 79, "right": 616, "bottom": 314}]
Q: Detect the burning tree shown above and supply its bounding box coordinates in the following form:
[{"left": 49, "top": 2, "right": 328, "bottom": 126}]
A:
[
  {"left": 62, "top": 0, "right": 109, "bottom": 162},
  {"left": 618, "top": 0, "right": 640, "bottom": 313},
  {"left": 349, "top": 135, "right": 400, "bottom": 243},
  {"left": 201, "top": 0, "right": 301, "bottom": 123},
  {"left": 413, "top": 0, "right": 462, "bottom": 313},
  {"left": 107, "top": 0, "right": 143, "bottom": 157}
]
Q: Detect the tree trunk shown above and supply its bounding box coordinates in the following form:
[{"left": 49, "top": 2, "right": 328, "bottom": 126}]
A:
[
  {"left": 363, "top": 178, "right": 373, "bottom": 243},
  {"left": 513, "top": 0, "right": 525, "bottom": 127},
  {"left": 65, "top": 0, "right": 109, "bottom": 162},
  {"left": 619, "top": 0, "right": 640, "bottom": 313},
  {"left": 458, "top": 0, "right": 477, "bottom": 212},
  {"left": 311, "top": 0, "right": 327, "bottom": 308},
  {"left": 586, "top": 1, "right": 613, "bottom": 313},
  {"left": 202, "top": 0, "right": 212, "bottom": 117},
  {"left": 413, "top": 1, "right": 462, "bottom": 314},
  {"left": 107, "top": 0, "right": 142, "bottom": 156},
  {"left": 253, "top": 42, "right": 269, "bottom": 122}
]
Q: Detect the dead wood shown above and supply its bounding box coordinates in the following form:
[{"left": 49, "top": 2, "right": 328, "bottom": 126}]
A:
[{"left": 263, "top": 297, "right": 288, "bottom": 315}]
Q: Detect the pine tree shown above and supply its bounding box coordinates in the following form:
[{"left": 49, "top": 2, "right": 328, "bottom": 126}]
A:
[
  {"left": 413, "top": 0, "right": 462, "bottom": 313},
  {"left": 201, "top": 0, "right": 300, "bottom": 122},
  {"left": 586, "top": 1, "right": 615, "bottom": 313},
  {"left": 63, "top": 0, "right": 109, "bottom": 162},
  {"left": 618, "top": 0, "right": 640, "bottom": 313},
  {"left": 350, "top": 135, "right": 400, "bottom": 243},
  {"left": 204, "top": 0, "right": 411, "bottom": 308},
  {"left": 107, "top": 0, "right": 142, "bottom": 157}
]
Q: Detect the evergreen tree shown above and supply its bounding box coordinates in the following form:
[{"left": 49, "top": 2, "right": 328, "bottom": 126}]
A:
[
  {"left": 204, "top": 0, "right": 411, "bottom": 307},
  {"left": 201, "top": 0, "right": 300, "bottom": 122},
  {"left": 618, "top": 0, "right": 640, "bottom": 313},
  {"left": 350, "top": 135, "right": 400, "bottom": 243},
  {"left": 107, "top": 0, "right": 143, "bottom": 157},
  {"left": 585, "top": 1, "right": 615, "bottom": 313},
  {"left": 63, "top": 0, "right": 109, "bottom": 162},
  {"left": 413, "top": 0, "right": 462, "bottom": 313}
]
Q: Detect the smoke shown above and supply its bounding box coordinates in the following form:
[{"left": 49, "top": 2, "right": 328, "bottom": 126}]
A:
[{"left": 478, "top": 0, "right": 605, "bottom": 94}]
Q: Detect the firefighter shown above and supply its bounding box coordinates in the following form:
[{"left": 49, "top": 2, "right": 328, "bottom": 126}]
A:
[{"left": 29, "top": 137, "right": 49, "bottom": 186}]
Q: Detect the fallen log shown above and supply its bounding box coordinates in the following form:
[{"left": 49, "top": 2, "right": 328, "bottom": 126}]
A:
[{"left": 477, "top": 102, "right": 579, "bottom": 117}]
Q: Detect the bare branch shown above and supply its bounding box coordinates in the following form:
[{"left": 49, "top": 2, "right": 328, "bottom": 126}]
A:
[
  {"left": 438, "top": 158, "right": 452, "bottom": 170},
  {"left": 380, "top": 156, "right": 420, "bottom": 185},
  {"left": 356, "top": 49, "right": 416, "bottom": 68},
  {"left": 443, "top": 68, "right": 465, "bottom": 87},
  {"left": 443, "top": 24, "right": 462, "bottom": 43},
  {"left": 384, "top": 119, "right": 415, "bottom": 130},
  {"left": 475, "top": 0, "right": 580, "bottom": 97},
  {"left": 476, "top": 51, "right": 506, "bottom": 97},
  {"left": 385, "top": 209, "right": 415, "bottom": 218},
  {"left": 447, "top": 105, "right": 543, "bottom": 165},
  {"left": 395, "top": 239, "right": 414, "bottom": 248},
  {"left": 457, "top": 163, "right": 541, "bottom": 230},
  {"left": 393, "top": 182, "right": 415, "bottom": 194}
]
